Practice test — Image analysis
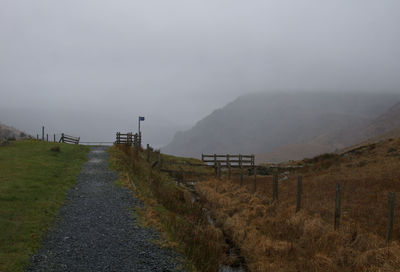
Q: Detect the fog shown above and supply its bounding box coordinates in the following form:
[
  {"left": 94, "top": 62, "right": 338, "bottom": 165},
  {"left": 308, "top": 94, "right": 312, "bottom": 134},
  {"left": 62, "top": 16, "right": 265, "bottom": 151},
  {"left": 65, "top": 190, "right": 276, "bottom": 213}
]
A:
[{"left": 1, "top": 0, "right": 400, "bottom": 146}]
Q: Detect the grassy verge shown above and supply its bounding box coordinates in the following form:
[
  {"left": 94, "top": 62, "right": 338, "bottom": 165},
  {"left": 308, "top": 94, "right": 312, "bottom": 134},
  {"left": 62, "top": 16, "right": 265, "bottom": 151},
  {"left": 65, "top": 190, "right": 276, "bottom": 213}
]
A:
[
  {"left": 109, "top": 145, "right": 228, "bottom": 272},
  {"left": 0, "top": 140, "right": 89, "bottom": 272}
]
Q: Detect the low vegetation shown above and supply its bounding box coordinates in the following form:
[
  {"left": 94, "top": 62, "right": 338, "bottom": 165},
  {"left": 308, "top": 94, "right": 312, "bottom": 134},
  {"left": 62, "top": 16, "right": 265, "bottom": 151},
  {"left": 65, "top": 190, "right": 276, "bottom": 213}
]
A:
[
  {"left": 0, "top": 140, "right": 89, "bottom": 272},
  {"left": 111, "top": 137, "right": 400, "bottom": 271},
  {"left": 109, "top": 145, "right": 227, "bottom": 271},
  {"left": 196, "top": 137, "right": 400, "bottom": 271}
]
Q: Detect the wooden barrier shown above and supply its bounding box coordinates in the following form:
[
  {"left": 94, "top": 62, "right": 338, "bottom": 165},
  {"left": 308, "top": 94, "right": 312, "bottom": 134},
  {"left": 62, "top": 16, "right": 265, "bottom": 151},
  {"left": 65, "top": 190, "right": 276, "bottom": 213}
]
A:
[
  {"left": 272, "top": 172, "right": 278, "bottom": 201},
  {"left": 296, "top": 176, "right": 302, "bottom": 213},
  {"left": 386, "top": 192, "right": 395, "bottom": 244},
  {"left": 253, "top": 167, "right": 257, "bottom": 193},
  {"left": 115, "top": 132, "right": 133, "bottom": 145},
  {"left": 334, "top": 183, "right": 342, "bottom": 230},
  {"left": 201, "top": 154, "right": 255, "bottom": 167},
  {"left": 202, "top": 153, "right": 255, "bottom": 185},
  {"left": 59, "top": 133, "right": 80, "bottom": 144}
]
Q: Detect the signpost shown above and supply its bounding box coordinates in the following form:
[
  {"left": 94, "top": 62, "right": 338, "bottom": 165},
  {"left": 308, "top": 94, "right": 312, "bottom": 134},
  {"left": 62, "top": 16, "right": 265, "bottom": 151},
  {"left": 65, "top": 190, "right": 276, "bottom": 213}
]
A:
[{"left": 138, "top": 116, "right": 145, "bottom": 147}]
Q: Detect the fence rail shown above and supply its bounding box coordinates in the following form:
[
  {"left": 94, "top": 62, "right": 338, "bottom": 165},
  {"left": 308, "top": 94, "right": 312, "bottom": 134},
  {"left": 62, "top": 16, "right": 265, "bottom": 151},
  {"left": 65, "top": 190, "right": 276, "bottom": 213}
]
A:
[
  {"left": 201, "top": 154, "right": 255, "bottom": 167},
  {"left": 59, "top": 133, "right": 80, "bottom": 144},
  {"left": 115, "top": 132, "right": 133, "bottom": 145},
  {"left": 79, "top": 142, "right": 114, "bottom": 146},
  {"left": 115, "top": 132, "right": 142, "bottom": 147}
]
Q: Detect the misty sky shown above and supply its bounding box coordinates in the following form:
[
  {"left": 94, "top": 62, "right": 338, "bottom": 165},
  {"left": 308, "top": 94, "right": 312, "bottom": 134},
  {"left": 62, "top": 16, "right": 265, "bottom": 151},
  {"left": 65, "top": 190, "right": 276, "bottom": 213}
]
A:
[{"left": 1, "top": 1, "right": 400, "bottom": 146}]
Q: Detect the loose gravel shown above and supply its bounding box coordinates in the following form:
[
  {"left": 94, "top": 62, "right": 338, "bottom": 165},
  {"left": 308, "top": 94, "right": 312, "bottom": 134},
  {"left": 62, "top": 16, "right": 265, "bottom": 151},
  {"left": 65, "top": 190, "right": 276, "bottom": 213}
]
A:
[{"left": 27, "top": 146, "right": 185, "bottom": 272}]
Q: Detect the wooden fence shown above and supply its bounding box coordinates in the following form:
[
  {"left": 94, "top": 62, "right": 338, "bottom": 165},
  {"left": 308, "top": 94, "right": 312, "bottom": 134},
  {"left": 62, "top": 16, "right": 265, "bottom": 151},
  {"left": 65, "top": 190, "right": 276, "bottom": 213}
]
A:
[
  {"left": 201, "top": 154, "right": 255, "bottom": 167},
  {"left": 131, "top": 144, "right": 398, "bottom": 244},
  {"left": 202, "top": 154, "right": 256, "bottom": 187},
  {"left": 59, "top": 133, "right": 80, "bottom": 144},
  {"left": 115, "top": 132, "right": 142, "bottom": 147},
  {"left": 115, "top": 132, "right": 133, "bottom": 145},
  {"left": 172, "top": 160, "right": 397, "bottom": 245}
]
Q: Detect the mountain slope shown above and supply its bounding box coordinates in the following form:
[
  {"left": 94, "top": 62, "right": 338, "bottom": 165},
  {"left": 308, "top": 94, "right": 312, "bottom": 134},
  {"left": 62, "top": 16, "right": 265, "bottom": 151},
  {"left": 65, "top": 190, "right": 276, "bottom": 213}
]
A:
[
  {"left": 163, "top": 92, "right": 400, "bottom": 161},
  {"left": 339, "top": 102, "right": 400, "bottom": 154},
  {"left": 363, "top": 101, "right": 400, "bottom": 139}
]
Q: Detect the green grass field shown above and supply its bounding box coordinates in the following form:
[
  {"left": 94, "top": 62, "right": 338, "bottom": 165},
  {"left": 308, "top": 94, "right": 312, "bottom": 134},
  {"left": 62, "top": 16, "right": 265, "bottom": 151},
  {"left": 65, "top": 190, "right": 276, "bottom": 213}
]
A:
[{"left": 0, "top": 140, "right": 89, "bottom": 272}]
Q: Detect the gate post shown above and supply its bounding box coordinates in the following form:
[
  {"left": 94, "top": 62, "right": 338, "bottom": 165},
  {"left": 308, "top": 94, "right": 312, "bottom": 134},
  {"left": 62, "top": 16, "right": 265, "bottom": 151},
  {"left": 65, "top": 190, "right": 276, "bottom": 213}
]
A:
[
  {"left": 253, "top": 167, "right": 257, "bottom": 193},
  {"left": 334, "top": 183, "right": 342, "bottom": 230},
  {"left": 227, "top": 154, "right": 231, "bottom": 180},
  {"left": 239, "top": 154, "right": 243, "bottom": 186},
  {"left": 214, "top": 154, "right": 217, "bottom": 177}
]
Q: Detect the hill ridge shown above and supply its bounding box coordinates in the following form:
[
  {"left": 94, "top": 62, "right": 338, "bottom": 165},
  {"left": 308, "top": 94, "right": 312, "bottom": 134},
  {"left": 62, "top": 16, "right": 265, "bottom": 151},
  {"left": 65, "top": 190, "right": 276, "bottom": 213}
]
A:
[{"left": 163, "top": 92, "right": 400, "bottom": 162}]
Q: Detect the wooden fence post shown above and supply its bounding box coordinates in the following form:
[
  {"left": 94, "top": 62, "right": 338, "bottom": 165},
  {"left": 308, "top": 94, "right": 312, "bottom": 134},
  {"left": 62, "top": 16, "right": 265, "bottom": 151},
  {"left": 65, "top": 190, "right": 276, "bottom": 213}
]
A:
[
  {"left": 159, "top": 152, "right": 163, "bottom": 169},
  {"left": 214, "top": 154, "right": 217, "bottom": 177},
  {"left": 217, "top": 162, "right": 221, "bottom": 180},
  {"left": 42, "top": 126, "right": 44, "bottom": 141},
  {"left": 180, "top": 167, "right": 184, "bottom": 183},
  {"left": 146, "top": 144, "right": 150, "bottom": 162},
  {"left": 227, "top": 154, "right": 231, "bottom": 180},
  {"left": 53, "top": 134, "right": 56, "bottom": 142},
  {"left": 296, "top": 175, "right": 302, "bottom": 213},
  {"left": 334, "top": 183, "right": 342, "bottom": 230},
  {"left": 239, "top": 154, "right": 243, "bottom": 186},
  {"left": 134, "top": 134, "right": 139, "bottom": 154},
  {"left": 273, "top": 171, "right": 278, "bottom": 201},
  {"left": 386, "top": 192, "right": 395, "bottom": 244},
  {"left": 46, "top": 134, "right": 48, "bottom": 142},
  {"left": 253, "top": 167, "right": 257, "bottom": 193},
  {"left": 37, "top": 134, "right": 39, "bottom": 140}
]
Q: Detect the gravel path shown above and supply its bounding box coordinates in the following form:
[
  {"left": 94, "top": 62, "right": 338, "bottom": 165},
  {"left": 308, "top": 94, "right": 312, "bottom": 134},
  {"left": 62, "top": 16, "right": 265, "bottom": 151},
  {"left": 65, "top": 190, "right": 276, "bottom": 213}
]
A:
[{"left": 27, "top": 146, "right": 185, "bottom": 272}]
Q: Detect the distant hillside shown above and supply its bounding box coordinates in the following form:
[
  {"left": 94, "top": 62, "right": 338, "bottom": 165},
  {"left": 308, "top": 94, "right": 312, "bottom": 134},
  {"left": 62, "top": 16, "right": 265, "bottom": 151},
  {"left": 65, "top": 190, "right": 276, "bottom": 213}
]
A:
[
  {"left": 258, "top": 103, "right": 400, "bottom": 162},
  {"left": 163, "top": 92, "right": 400, "bottom": 162},
  {"left": 0, "top": 123, "right": 29, "bottom": 140},
  {"left": 339, "top": 102, "right": 400, "bottom": 154},
  {"left": 363, "top": 101, "right": 400, "bottom": 139}
]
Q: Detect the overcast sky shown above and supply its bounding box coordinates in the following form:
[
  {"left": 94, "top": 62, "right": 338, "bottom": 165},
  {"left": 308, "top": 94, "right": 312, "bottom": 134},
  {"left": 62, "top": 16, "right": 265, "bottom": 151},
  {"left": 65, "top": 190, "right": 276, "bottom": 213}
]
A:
[{"left": 1, "top": 0, "right": 400, "bottom": 145}]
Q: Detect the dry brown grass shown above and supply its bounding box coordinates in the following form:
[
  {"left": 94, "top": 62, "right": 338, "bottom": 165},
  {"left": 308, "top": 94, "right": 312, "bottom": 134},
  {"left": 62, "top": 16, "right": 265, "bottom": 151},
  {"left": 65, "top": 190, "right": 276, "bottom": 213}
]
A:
[
  {"left": 109, "top": 145, "right": 228, "bottom": 271},
  {"left": 196, "top": 137, "right": 400, "bottom": 271}
]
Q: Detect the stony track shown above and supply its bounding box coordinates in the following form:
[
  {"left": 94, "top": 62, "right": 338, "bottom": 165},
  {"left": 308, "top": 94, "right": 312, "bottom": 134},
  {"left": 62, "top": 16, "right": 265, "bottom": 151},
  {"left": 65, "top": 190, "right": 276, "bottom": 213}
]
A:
[{"left": 27, "top": 146, "right": 185, "bottom": 272}]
